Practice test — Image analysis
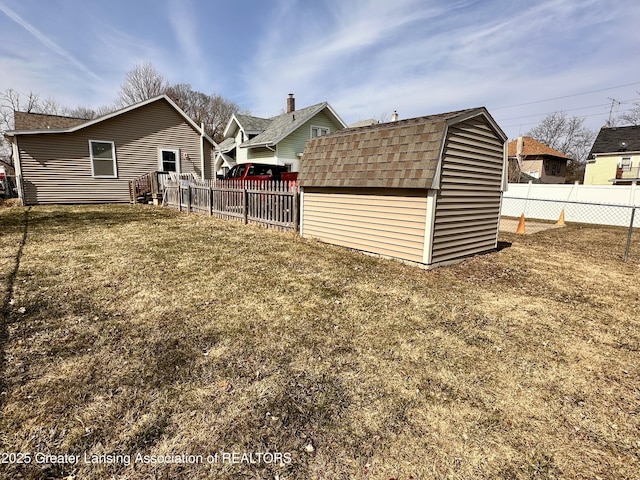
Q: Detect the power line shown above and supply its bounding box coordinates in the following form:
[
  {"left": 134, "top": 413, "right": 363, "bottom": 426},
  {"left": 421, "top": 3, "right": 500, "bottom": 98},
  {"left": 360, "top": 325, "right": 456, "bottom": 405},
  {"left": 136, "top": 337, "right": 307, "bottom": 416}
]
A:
[
  {"left": 501, "top": 107, "right": 637, "bottom": 129},
  {"left": 491, "top": 81, "right": 640, "bottom": 110},
  {"left": 495, "top": 98, "right": 636, "bottom": 122}
]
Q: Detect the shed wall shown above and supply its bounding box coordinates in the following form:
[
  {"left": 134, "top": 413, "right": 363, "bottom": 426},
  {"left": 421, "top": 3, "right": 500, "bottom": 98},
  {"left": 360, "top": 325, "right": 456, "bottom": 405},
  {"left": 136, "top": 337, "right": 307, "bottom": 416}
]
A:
[
  {"left": 429, "top": 116, "right": 505, "bottom": 264},
  {"left": 301, "top": 189, "right": 428, "bottom": 263},
  {"left": 17, "top": 100, "right": 204, "bottom": 205}
]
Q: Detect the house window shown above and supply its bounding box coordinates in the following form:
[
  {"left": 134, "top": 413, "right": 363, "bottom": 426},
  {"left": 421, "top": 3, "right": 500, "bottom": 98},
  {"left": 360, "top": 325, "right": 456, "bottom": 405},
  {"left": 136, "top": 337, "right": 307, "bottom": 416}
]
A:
[
  {"left": 620, "top": 157, "right": 632, "bottom": 172},
  {"left": 159, "top": 148, "right": 180, "bottom": 173},
  {"left": 89, "top": 140, "right": 117, "bottom": 178},
  {"left": 311, "top": 126, "right": 330, "bottom": 138}
]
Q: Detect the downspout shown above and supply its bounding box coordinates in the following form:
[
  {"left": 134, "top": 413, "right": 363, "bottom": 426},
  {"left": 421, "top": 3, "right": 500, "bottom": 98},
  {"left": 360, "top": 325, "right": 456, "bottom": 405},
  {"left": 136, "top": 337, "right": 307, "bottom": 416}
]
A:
[
  {"left": 9, "top": 136, "right": 24, "bottom": 204},
  {"left": 200, "top": 122, "right": 206, "bottom": 180}
]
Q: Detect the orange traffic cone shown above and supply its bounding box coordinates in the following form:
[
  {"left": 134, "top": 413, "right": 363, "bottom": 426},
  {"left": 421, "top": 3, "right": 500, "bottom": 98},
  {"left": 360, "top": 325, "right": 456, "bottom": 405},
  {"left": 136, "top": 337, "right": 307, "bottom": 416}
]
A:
[
  {"left": 556, "top": 208, "right": 565, "bottom": 226},
  {"left": 516, "top": 213, "right": 526, "bottom": 234}
]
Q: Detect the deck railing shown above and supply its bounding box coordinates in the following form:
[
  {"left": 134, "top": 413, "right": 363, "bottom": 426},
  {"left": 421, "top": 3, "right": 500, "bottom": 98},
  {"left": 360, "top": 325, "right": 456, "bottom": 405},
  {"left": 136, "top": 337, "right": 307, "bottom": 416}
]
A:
[
  {"left": 129, "top": 171, "right": 171, "bottom": 203},
  {"left": 616, "top": 166, "right": 640, "bottom": 180},
  {"left": 163, "top": 179, "right": 299, "bottom": 231}
]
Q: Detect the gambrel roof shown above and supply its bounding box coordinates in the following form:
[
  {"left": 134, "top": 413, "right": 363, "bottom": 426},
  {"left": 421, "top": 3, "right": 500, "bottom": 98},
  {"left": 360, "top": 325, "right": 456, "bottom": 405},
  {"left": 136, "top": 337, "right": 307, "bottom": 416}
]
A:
[{"left": 298, "top": 107, "right": 506, "bottom": 189}]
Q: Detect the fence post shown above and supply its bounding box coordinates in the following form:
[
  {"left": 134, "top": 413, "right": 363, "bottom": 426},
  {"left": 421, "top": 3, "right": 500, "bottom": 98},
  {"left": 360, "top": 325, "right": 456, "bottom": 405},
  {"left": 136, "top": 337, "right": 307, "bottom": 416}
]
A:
[
  {"left": 243, "top": 187, "right": 248, "bottom": 224},
  {"left": 209, "top": 186, "right": 213, "bottom": 216},
  {"left": 293, "top": 187, "right": 299, "bottom": 233},
  {"left": 624, "top": 207, "right": 636, "bottom": 262},
  {"left": 187, "top": 186, "right": 192, "bottom": 214}
]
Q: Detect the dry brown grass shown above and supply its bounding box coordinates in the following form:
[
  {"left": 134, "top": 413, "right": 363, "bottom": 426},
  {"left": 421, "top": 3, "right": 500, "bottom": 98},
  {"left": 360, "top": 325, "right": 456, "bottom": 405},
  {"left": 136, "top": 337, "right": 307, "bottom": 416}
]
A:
[{"left": 0, "top": 204, "right": 638, "bottom": 479}]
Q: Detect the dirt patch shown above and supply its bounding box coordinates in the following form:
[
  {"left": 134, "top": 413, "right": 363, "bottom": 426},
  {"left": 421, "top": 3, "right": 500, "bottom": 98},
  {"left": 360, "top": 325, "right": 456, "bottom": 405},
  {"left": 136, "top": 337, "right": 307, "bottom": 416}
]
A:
[{"left": 500, "top": 216, "right": 566, "bottom": 234}]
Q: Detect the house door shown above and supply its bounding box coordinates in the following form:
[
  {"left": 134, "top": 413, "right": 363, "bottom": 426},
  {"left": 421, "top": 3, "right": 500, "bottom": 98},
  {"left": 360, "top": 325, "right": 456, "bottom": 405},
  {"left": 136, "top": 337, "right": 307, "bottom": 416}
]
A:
[{"left": 159, "top": 148, "right": 180, "bottom": 173}]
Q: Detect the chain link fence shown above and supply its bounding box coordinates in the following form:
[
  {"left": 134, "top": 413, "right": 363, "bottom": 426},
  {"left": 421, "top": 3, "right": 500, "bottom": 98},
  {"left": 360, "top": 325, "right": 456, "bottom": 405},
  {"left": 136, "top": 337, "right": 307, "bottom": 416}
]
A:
[{"left": 502, "top": 196, "right": 639, "bottom": 262}]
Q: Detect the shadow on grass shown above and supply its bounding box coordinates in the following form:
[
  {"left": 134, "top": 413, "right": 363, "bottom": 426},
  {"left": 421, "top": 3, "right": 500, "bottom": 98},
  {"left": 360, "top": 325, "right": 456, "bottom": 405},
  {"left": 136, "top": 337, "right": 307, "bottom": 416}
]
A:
[
  {"left": 497, "top": 241, "right": 512, "bottom": 251},
  {"left": 0, "top": 207, "right": 29, "bottom": 410}
]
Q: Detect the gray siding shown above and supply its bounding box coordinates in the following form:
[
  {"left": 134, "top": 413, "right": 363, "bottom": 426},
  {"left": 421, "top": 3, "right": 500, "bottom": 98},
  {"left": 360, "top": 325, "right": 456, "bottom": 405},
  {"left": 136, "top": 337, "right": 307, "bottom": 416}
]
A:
[
  {"left": 302, "top": 189, "right": 427, "bottom": 263},
  {"left": 17, "top": 100, "right": 205, "bottom": 205},
  {"left": 429, "top": 116, "right": 505, "bottom": 265}
]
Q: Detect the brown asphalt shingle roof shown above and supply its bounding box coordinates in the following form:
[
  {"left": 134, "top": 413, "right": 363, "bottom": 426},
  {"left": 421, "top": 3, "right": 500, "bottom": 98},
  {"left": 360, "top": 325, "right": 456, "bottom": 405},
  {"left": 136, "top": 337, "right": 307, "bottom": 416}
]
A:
[
  {"left": 13, "top": 111, "right": 87, "bottom": 130},
  {"left": 298, "top": 107, "right": 490, "bottom": 189},
  {"left": 507, "top": 136, "right": 570, "bottom": 159}
]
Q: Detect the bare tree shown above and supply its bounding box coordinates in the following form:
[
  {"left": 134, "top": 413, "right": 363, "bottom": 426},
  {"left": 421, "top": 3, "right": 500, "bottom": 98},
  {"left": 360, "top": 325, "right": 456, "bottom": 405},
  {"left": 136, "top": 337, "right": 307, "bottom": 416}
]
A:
[
  {"left": 526, "top": 112, "right": 596, "bottom": 163},
  {"left": 166, "top": 83, "right": 243, "bottom": 143},
  {"left": 616, "top": 92, "right": 640, "bottom": 126},
  {"left": 116, "top": 62, "right": 168, "bottom": 107},
  {"left": 526, "top": 112, "right": 596, "bottom": 183},
  {"left": 1, "top": 89, "right": 44, "bottom": 159}
]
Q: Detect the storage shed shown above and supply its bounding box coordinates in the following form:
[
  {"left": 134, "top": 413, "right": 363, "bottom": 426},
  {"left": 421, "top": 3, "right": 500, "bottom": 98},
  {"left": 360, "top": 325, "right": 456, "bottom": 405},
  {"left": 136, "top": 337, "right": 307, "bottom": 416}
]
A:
[{"left": 297, "top": 107, "right": 508, "bottom": 268}]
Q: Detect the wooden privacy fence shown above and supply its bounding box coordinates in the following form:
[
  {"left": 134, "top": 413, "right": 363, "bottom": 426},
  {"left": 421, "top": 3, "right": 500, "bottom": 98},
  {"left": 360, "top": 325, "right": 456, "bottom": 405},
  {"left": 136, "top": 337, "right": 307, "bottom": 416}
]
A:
[{"left": 163, "top": 179, "right": 299, "bottom": 231}]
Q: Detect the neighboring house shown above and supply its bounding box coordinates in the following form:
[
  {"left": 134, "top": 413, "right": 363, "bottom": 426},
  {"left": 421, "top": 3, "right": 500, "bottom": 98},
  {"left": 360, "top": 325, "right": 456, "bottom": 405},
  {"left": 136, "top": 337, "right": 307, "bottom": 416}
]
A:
[
  {"left": 506, "top": 136, "right": 569, "bottom": 184},
  {"left": 298, "top": 107, "right": 508, "bottom": 269},
  {"left": 214, "top": 94, "right": 346, "bottom": 177},
  {"left": 584, "top": 125, "right": 640, "bottom": 185},
  {"left": 4, "top": 95, "right": 217, "bottom": 205}
]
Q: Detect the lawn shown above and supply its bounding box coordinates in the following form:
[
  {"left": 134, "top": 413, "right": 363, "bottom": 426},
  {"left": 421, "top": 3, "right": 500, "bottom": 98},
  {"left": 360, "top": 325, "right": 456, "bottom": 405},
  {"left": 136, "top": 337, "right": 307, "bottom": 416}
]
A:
[{"left": 0, "top": 203, "right": 638, "bottom": 479}]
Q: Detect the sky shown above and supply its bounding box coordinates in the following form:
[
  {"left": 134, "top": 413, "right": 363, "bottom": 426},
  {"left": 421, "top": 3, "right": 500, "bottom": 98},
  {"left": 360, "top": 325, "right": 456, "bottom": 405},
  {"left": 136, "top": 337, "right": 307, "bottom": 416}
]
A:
[{"left": 1, "top": 0, "right": 640, "bottom": 140}]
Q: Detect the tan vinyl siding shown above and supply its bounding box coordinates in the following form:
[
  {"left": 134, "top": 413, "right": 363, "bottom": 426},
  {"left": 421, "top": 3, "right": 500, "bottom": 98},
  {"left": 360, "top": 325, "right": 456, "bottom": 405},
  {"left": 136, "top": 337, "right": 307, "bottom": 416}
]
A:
[
  {"left": 430, "top": 117, "right": 505, "bottom": 264},
  {"left": 17, "top": 100, "right": 204, "bottom": 205},
  {"left": 278, "top": 111, "right": 342, "bottom": 164},
  {"left": 203, "top": 144, "right": 214, "bottom": 179},
  {"left": 302, "top": 190, "right": 427, "bottom": 263}
]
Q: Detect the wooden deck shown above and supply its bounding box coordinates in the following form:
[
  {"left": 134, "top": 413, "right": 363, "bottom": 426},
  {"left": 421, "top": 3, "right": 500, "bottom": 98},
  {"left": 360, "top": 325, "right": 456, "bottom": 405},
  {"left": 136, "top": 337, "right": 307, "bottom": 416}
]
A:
[{"left": 129, "top": 171, "right": 171, "bottom": 204}]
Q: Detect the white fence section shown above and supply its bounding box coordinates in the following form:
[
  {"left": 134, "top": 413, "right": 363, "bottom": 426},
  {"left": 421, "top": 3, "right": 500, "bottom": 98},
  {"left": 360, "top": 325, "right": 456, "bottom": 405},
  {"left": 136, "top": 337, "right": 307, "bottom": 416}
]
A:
[{"left": 502, "top": 182, "right": 640, "bottom": 227}]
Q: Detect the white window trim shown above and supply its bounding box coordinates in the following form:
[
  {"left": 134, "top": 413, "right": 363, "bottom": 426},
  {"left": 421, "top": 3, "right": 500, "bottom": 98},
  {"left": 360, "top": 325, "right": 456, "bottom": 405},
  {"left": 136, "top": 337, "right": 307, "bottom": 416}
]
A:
[
  {"left": 620, "top": 156, "right": 632, "bottom": 171},
  {"left": 89, "top": 140, "right": 118, "bottom": 178},
  {"left": 310, "top": 125, "right": 330, "bottom": 138},
  {"left": 158, "top": 148, "right": 180, "bottom": 173}
]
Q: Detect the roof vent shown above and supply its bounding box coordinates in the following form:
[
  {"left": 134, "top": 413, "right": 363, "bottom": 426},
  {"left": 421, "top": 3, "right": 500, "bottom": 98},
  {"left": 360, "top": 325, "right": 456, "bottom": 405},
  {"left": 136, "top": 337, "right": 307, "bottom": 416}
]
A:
[
  {"left": 391, "top": 110, "right": 398, "bottom": 122},
  {"left": 620, "top": 141, "right": 628, "bottom": 151}
]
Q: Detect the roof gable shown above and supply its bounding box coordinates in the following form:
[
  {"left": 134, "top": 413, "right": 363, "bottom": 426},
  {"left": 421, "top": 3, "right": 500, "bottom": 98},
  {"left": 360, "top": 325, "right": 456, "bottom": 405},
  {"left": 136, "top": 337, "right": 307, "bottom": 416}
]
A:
[
  {"left": 298, "top": 107, "right": 503, "bottom": 189},
  {"left": 507, "top": 136, "right": 571, "bottom": 160},
  {"left": 240, "top": 102, "right": 346, "bottom": 148},
  {"left": 5, "top": 95, "right": 218, "bottom": 148},
  {"left": 223, "top": 113, "right": 271, "bottom": 138},
  {"left": 589, "top": 125, "right": 640, "bottom": 157}
]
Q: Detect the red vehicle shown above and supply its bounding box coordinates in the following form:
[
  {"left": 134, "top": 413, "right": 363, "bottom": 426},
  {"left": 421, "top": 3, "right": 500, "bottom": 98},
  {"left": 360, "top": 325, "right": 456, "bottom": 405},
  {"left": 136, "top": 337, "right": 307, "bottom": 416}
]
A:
[{"left": 223, "top": 163, "right": 298, "bottom": 182}]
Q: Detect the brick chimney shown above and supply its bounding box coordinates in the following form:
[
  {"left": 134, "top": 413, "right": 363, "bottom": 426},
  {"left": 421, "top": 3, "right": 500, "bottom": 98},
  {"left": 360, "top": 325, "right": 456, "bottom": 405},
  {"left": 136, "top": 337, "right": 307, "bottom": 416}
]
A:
[{"left": 287, "top": 93, "right": 295, "bottom": 113}]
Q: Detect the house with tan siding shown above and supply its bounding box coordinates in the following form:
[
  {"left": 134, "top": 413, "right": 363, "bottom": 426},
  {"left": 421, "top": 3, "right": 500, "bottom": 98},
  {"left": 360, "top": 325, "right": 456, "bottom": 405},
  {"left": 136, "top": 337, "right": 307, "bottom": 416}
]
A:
[
  {"left": 214, "top": 94, "right": 346, "bottom": 177},
  {"left": 4, "top": 95, "right": 217, "bottom": 205},
  {"left": 298, "top": 107, "right": 508, "bottom": 269}
]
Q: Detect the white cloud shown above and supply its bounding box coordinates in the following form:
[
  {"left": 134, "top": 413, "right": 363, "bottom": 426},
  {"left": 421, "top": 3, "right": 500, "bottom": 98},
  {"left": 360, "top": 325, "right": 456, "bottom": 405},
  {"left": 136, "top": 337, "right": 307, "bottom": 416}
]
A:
[
  {"left": 0, "top": 2, "right": 104, "bottom": 85},
  {"left": 166, "top": 0, "right": 209, "bottom": 89},
  {"left": 241, "top": 0, "right": 640, "bottom": 140}
]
